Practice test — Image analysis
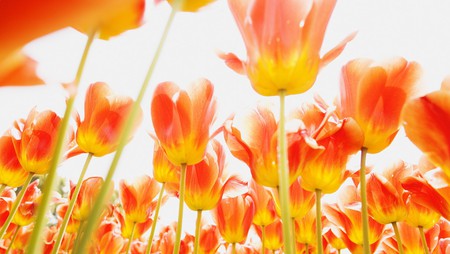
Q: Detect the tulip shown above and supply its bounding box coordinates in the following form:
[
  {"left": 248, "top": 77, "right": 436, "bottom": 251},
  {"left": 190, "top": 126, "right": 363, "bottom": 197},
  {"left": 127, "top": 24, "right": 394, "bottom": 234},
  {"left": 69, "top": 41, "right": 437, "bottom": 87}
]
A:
[
  {"left": 13, "top": 180, "right": 41, "bottom": 227},
  {"left": 221, "top": 0, "right": 355, "bottom": 96},
  {"left": 72, "top": 177, "right": 107, "bottom": 222},
  {"left": 165, "top": 0, "right": 217, "bottom": 12},
  {"left": 0, "top": 133, "right": 29, "bottom": 188}
]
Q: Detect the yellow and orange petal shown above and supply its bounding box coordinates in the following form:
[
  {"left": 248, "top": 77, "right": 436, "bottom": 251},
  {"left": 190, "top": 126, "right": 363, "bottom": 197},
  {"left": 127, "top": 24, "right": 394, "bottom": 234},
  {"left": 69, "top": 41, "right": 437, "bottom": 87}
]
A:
[
  {"left": 72, "top": 177, "right": 107, "bottom": 221},
  {"left": 198, "top": 224, "right": 221, "bottom": 254},
  {"left": 403, "top": 83, "right": 450, "bottom": 179},
  {"left": 152, "top": 141, "right": 180, "bottom": 185},
  {"left": 151, "top": 78, "right": 217, "bottom": 166},
  {"left": 248, "top": 179, "right": 277, "bottom": 226},
  {"left": 0, "top": 52, "right": 43, "bottom": 86},
  {"left": 165, "top": 0, "right": 216, "bottom": 12},
  {"left": 338, "top": 57, "right": 422, "bottom": 153},
  {"left": 0, "top": 133, "right": 29, "bottom": 188},
  {"left": 119, "top": 175, "right": 160, "bottom": 224},
  {"left": 13, "top": 180, "right": 41, "bottom": 227}
]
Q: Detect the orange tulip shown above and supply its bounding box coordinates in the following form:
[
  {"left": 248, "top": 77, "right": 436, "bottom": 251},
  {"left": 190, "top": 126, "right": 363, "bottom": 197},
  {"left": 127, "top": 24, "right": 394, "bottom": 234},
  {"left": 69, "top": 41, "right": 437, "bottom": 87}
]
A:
[
  {"left": 221, "top": 0, "right": 355, "bottom": 96},
  {"left": 114, "top": 208, "right": 153, "bottom": 239},
  {"left": 404, "top": 192, "right": 440, "bottom": 229},
  {"left": 248, "top": 179, "right": 277, "bottom": 227},
  {"left": 212, "top": 194, "right": 255, "bottom": 244},
  {"left": 11, "top": 108, "right": 65, "bottom": 175},
  {"left": 13, "top": 180, "right": 41, "bottom": 227},
  {"left": 152, "top": 141, "right": 180, "bottom": 187},
  {"left": 337, "top": 57, "right": 422, "bottom": 153},
  {"left": 290, "top": 102, "right": 363, "bottom": 193},
  {"left": 0, "top": 52, "right": 43, "bottom": 86},
  {"left": 272, "top": 177, "right": 315, "bottom": 219},
  {"left": 6, "top": 225, "right": 34, "bottom": 253},
  {"left": 56, "top": 203, "right": 81, "bottom": 234},
  {"left": 366, "top": 161, "right": 411, "bottom": 224},
  {"left": 324, "top": 185, "right": 385, "bottom": 248},
  {"left": 165, "top": 0, "right": 217, "bottom": 12},
  {"left": 70, "top": 82, "right": 142, "bottom": 157},
  {"left": 185, "top": 140, "right": 243, "bottom": 211},
  {"left": 72, "top": 177, "right": 107, "bottom": 222},
  {"left": 401, "top": 169, "right": 450, "bottom": 220},
  {"left": 223, "top": 104, "right": 302, "bottom": 187},
  {"left": 198, "top": 224, "right": 221, "bottom": 254},
  {"left": 294, "top": 208, "right": 317, "bottom": 246},
  {"left": 0, "top": 132, "right": 29, "bottom": 188},
  {"left": 403, "top": 79, "right": 450, "bottom": 179},
  {"left": 151, "top": 78, "right": 217, "bottom": 166},
  {"left": 119, "top": 175, "right": 161, "bottom": 224},
  {"left": 255, "top": 219, "right": 283, "bottom": 251},
  {"left": 323, "top": 226, "right": 347, "bottom": 252}
]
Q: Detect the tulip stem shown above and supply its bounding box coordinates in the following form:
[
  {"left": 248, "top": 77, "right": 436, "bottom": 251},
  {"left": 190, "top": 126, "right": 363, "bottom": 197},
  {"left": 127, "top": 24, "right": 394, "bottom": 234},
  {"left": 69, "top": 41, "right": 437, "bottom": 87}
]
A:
[
  {"left": 5, "top": 225, "right": 20, "bottom": 254},
  {"left": 278, "top": 89, "right": 294, "bottom": 254},
  {"left": 74, "top": 4, "right": 180, "bottom": 253},
  {"left": 193, "top": 210, "right": 203, "bottom": 254},
  {"left": 52, "top": 153, "right": 93, "bottom": 254},
  {"left": 0, "top": 184, "right": 5, "bottom": 195},
  {"left": 419, "top": 226, "right": 429, "bottom": 254},
  {"left": 315, "top": 189, "right": 323, "bottom": 254},
  {"left": 392, "top": 222, "right": 404, "bottom": 254},
  {"left": 145, "top": 182, "right": 165, "bottom": 254},
  {"left": 261, "top": 225, "right": 265, "bottom": 254},
  {"left": 0, "top": 173, "right": 33, "bottom": 239},
  {"left": 360, "top": 147, "right": 371, "bottom": 254},
  {"left": 232, "top": 243, "right": 236, "bottom": 254},
  {"left": 173, "top": 163, "right": 187, "bottom": 254},
  {"left": 126, "top": 222, "right": 137, "bottom": 254},
  {"left": 305, "top": 243, "right": 309, "bottom": 254},
  {"left": 27, "top": 26, "right": 97, "bottom": 254}
]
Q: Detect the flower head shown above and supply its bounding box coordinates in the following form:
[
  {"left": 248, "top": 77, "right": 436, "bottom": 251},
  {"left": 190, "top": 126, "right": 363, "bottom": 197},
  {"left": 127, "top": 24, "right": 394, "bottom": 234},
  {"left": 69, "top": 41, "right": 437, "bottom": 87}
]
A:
[
  {"left": 151, "top": 78, "right": 217, "bottom": 166},
  {"left": 0, "top": 132, "right": 29, "bottom": 187},
  {"left": 221, "top": 0, "right": 355, "bottom": 96}
]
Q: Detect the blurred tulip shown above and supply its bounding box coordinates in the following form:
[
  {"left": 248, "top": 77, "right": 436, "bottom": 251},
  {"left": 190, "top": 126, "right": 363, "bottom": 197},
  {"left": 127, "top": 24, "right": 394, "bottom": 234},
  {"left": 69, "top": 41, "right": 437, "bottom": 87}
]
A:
[
  {"left": 221, "top": 0, "right": 355, "bottom": 96},
  {"left": 272, "top": 177, "right": 315, "bottom": 219},
  {"left": 70, "top": 82, "right": 142, "bottom": 157},
  {"left": 151, "top": 78, "right": 217, "bottom": 166},
  {"left": 337, "top": 57, "right": 421, "bottom": 153},
  {"left": 294, "top": 208, "right": 317, "bottom": 246},
  {"left": 56, "top": 203, "right": 80, "bottom": 234},
  {"left": 11, "top": 108, "right": 65, "bottom": 175},
  {"left": 72, "top": 177, "right": 107, "bottom": 222},
  {"left": 403, "top": 78, "right": 450, "bottom": 179},
  {"left": 198, "top": 224, "right": 221, "bottom": 254},
  {"left": 13, "top": 180, "right": 40, "bottom": 227},
  {"left": 213, "top": 194, "right": 255, "bottom": 244},
  {"left": 248, "top": 179, "right": 277, "bottom": 227},
  {"left": 164, "top": 0, "right": 217, "bottom": 12},
  {"left": 0, "top": 133, "right": 29, "bottom": 188},
  {"left": 119, "top": 175, "right": 161, "bottom": 224},
  {"left": 0, "top": 52, "right": 43, "bottom": 86}
]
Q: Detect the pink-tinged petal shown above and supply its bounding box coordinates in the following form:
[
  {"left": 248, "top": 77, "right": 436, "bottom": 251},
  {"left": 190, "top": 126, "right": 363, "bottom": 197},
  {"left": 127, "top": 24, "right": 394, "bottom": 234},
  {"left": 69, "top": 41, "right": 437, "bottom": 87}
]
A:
[
  {"left": 218, "top": 52, "right": 245, "bottom": 75},
  {"left": 227, "top": 0, "right": 253, "bottom": 48},
  {"left": 320, "top": 31, "right": 357, "bottom": 68}
]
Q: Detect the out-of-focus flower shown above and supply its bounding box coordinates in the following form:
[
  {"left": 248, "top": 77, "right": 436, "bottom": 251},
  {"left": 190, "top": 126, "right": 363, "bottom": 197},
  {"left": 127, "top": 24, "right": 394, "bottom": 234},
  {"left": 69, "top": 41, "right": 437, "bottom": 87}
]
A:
[
  {"left": 13, "top": 180, "right": 41, "bottom": 227},
  {"left": 402, "top": 168, "right": 450, "bottom": 220},
  {"left": 156, "top": 222, "right": 193, "bottom": 254},
  {"left": 290, "top": 102, "right": 363, "bottom": 193},
  {"left": 255, "top": 219, "right": 283, "bottom": 251},
  {"left": 198, "top": 224, "right": 221, "bottom": 254},
  {"left": 403, "top": 78, "right": 450, "bottom": 179},
  {"left": 366, "top": 161, "right": 411, "bottom": 225},
  {"left": 72, "top": 177, "right": 108, "bottom": 222},
  {"left": 11, "top": 108, "right": 66, "bottom": 175},
  {"left": 0, "top": 132, "right": 29, "bottom": 188},
  {"left": 151, "top": 78, "right": 217, "bottom": 166},
  {"left": 119, "top": 175, "right": 160, "bottom": 224},
  {"left": 294, "top": 207, "right": 317, "bottom": 247},
  {"left": 114, "top": 207, "right": 153, "bottom": 239},
  {"left": 337, "top": 57, "right": 422, "bottom": 153},
  {"left": 221, "top": 0, "right": 355, "bottom": 96},
  {"left": 248, "top": 179, "right": 277, "bottom": 227},
  {"left": 379, "top": 223, "right": 440, "bottom": 254},
  {"left": 0, "top": 52, "right": 43, "bottom": 86},
  {"left": 164, "top": 0, "right": 216, "bottom": 12},
  {"left": 56, "top": 203, "right": 81, "bottom": 234},
  {"left": 7, "top": 225, "right": 34, "bottom": 253},
  {"left": 324, "top": 185, "right": 385, "bottom": 250},
  {"left": 185, "top": 140, "right": 244, "bottom": 211},
  {"left": 272, "top": 177, "right": 315, "bottom": 219},
  {"left": 224, "top": 104, "right": 301, "bottom": 187},
  {"left": 70, "top": 82, "right": 142, "bottom": 157},
  {"left": 212, "top": 194, "right": 255, "bottom": 244},
  {"left": 323, "top": 226, "right": 347, "bottom": 252}
]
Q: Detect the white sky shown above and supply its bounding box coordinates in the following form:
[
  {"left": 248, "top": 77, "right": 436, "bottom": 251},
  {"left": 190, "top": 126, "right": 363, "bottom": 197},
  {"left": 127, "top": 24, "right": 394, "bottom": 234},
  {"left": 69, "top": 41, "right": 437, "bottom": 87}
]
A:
[{"left": 1, "top": 0, "right": 450, "bottom": 245}]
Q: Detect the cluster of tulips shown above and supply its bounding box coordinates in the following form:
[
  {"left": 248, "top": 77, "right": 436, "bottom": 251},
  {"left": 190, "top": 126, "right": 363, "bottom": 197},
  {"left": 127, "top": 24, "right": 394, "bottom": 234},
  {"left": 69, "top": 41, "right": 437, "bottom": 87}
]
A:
[{"left": 1, "top": 0, "right": 450, "bottom": 253}]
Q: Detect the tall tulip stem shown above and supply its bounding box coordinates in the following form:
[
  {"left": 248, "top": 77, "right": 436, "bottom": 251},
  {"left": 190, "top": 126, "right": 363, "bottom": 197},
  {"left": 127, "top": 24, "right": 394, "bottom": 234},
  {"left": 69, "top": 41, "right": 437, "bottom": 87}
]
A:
[
  {"left": 173, "top": 163, "right": 187, "bottom": 254},
  {"left": 0, "top": 173, "right": 33, "bottom": 239},
  {"left": 27, "top": 26, "right": 97, "bottom": 254},
  {"left": 126, "top": 222, "right": 137, "bottom": 254},
  {"left": 74, "top": 4, "right": 180, "bottom": 253},
  {"left": 419, "top": 226, "right": 429, "bottom": 254},
  {"left": 315, "top": 189, "right": 323, "bottom": 254},
  {"left": 52, "top": 153, "right": 93, "bottom": 254},
  {"left": 360, "top": 147, "right": 371, "bottom": 254},
  {"left": 193, "top": 210, "right": 203, "bottom": 254},
  {"left": 392, "top": 222, "right": 404, "bottom": 254},
  {"left": 6, "top": 225, "right": 20, "bottom": 254},
  {"left": 278, "top": 89, "right": 294, "bottom": 254},
  {"left": 261, "top": 225, "right": 266, "bottom": 254},
  {"left": 145, "top": 182, "right": 166, "bottom": 254}
]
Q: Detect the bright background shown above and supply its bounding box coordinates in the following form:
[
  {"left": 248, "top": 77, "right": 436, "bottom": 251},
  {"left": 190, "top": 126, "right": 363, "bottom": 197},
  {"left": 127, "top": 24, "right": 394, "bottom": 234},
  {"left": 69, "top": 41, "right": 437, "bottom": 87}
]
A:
[{"left": 1, "top": 0, "right": 450, "bottom": 246}]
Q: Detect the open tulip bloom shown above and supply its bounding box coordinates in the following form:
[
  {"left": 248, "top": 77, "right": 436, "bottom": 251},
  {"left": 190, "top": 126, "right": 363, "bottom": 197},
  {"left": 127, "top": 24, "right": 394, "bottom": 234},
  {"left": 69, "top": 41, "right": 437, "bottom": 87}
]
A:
[{"left": 1, "top": 0, "right": 450, "bottom": 254}]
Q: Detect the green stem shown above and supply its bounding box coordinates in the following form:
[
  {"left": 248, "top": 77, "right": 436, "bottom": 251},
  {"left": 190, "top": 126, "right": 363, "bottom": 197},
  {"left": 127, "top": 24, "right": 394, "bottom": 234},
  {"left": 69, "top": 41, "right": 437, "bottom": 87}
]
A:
[
  {"left": 173, "top": 163, "right": 187, "bottom": 254},
  {"left": 278, "top": 90, "right": 294, "bottom": 254},
  {"left": 338, "top": 249, "right": 341, "bottom": 254},
  {"left": 0, "top": 184, "right": 6, "bottom": 195},
  {"left": 126, "top": 222, "right": 137, "bottom": 254},
  {"left": 232, "top": 243, "right": 236, "bottom": 254},
  {"left": 5, "top": 225, "right": 20, "bottom": 254},
  {"left": 51, "top": 153, "right": 93, "bottom": 254},
  {"left": 72, "top": 220, "right": 86, "bottom": 253},
  {"left": 392, "top": 222, "right": 404, "bottom": 254},
  {"left": 74, "top": 6, "right": 180, "bottom": 254},
  {"left": 27, "top": 27, "right": 97, "bottom": 254},
  {"left": 193, "top": 210, "right": 203, "bottom": 254},
  {"left": 360, "top": 147, "right": 370, "bottom": 254},
  {"left": 419, "top": 226, "right": 429, "bottom": 254},
  {"left": 261, "top": 225, "right": 265, "bottom": 254},
  {"left": 315, "top": 189, "right": 323, "bottom": 254},
  {"left": 305, "top": 243, "right": 309, "bottom": 254},
  {"left": 145, "top": 182, "right": 165, "bottom": 254},
  {"left": 0, "top": 174, "right": 33, "bottom": 239}
]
